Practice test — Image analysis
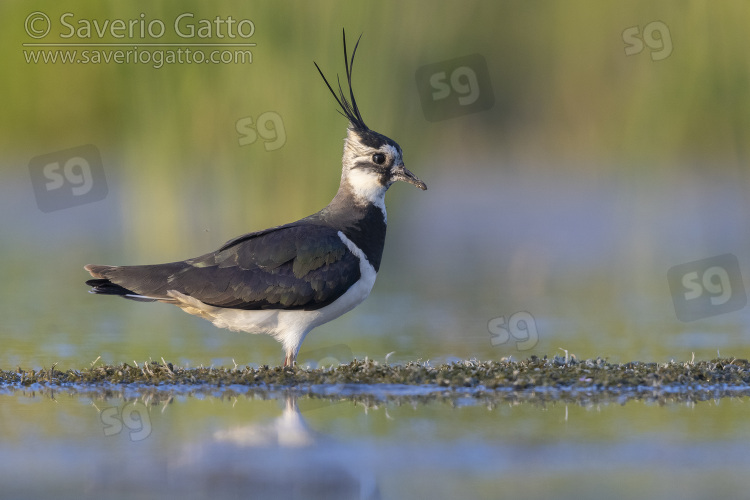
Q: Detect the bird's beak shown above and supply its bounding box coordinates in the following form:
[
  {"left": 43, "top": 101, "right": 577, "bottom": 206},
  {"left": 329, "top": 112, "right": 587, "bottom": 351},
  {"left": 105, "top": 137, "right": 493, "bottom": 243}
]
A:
[{"left": 392, "top": 164, "right": 427, "bottom": 190}]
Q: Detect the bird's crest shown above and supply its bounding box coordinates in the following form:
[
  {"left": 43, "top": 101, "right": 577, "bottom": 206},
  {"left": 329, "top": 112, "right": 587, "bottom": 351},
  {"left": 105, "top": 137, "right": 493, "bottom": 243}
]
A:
[{"left": 314, "top": 29, "right": 369, "bottom": 132}]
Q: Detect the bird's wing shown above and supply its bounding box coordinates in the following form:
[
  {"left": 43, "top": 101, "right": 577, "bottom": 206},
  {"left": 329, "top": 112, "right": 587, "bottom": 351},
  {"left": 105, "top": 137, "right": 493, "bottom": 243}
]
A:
[{"left": 92, "top": 224, "right": 362, "bottom": 311}]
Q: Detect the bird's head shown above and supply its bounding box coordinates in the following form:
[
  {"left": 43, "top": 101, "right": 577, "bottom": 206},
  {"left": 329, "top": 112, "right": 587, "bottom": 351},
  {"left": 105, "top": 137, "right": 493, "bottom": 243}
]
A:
[{"left": 315, "top": 31, "right": 427, "bottom": 205}]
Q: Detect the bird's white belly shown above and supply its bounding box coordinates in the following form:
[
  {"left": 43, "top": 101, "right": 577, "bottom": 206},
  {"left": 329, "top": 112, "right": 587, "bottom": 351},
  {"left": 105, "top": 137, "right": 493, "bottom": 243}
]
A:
[{"left": 167, "top": 232, "right": 377, "bottom": 356}]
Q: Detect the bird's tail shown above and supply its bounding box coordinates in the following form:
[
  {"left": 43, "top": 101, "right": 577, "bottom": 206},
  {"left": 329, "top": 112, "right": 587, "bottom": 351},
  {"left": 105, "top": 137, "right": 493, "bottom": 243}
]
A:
[{"left": 84, "top": 264, "right": 164, "bottom": 302}]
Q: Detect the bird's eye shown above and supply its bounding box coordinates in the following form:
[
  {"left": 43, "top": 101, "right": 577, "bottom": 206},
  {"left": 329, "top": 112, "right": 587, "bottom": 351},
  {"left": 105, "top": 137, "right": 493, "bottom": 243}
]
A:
[{"left": 372, "top": 153, "right": 386, "bottom": 165}]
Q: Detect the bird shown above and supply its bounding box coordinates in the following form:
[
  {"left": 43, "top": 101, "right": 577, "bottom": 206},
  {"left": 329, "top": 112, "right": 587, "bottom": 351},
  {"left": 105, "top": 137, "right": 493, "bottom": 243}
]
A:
[{"left": 84, "top": 30, "right": 427, "bottom": 367}]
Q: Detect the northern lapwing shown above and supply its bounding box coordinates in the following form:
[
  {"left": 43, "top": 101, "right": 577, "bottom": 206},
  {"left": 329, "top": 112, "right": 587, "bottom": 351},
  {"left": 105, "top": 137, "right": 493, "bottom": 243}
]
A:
[{"left": 84, "top": 31, "right": 427, "bottom": 366}]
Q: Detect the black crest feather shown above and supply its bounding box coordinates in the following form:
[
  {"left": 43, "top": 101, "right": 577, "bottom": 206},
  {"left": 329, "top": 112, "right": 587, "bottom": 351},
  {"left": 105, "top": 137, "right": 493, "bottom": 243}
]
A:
[{"left": 314, "top": 29, "right": 369, "bottom": 131}]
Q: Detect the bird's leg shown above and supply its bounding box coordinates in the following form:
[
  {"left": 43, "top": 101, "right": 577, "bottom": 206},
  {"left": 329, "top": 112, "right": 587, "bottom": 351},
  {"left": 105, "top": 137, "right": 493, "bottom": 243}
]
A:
[{"left": 284, "top": 352, "right": 296, "bottom": 367}]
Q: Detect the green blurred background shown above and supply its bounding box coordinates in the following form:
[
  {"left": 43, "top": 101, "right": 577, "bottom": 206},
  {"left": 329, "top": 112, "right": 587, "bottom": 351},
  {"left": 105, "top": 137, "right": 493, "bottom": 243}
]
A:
[{"left": 3, "top": 1, "right": 750, "bottom": 369}]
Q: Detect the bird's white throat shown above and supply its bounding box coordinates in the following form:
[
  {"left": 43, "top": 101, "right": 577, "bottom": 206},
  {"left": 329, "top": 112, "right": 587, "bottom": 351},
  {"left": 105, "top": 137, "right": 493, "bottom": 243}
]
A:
[{"left": 345, "top": 168, "right": 387, "bottom": 221}]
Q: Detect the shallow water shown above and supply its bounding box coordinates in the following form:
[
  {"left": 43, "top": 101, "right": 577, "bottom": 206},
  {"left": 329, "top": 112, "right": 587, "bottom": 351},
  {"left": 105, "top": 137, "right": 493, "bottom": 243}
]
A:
[{"left": 3, "top": 386, "right": 750, "bottom": 500}]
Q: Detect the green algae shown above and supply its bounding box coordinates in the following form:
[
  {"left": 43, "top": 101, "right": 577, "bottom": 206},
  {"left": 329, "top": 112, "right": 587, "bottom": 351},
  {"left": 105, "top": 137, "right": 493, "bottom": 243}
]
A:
[{"left": 3, "top": 355, "right": 750, "bottom": 390}]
